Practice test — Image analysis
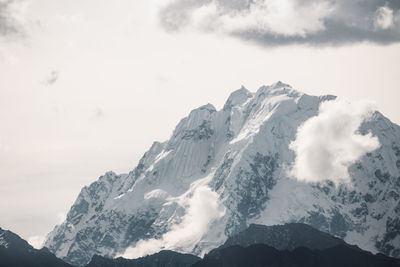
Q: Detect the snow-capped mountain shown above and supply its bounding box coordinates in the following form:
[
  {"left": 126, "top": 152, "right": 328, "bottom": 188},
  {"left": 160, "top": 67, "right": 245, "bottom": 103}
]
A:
[{"left": 45, "top": 82, "right": 400, "bottom": 265}]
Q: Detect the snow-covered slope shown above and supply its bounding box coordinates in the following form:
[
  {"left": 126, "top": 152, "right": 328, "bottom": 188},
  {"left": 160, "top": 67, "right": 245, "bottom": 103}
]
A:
[{"left": 45, "top": 82, "right": 400, "bottom": 265}]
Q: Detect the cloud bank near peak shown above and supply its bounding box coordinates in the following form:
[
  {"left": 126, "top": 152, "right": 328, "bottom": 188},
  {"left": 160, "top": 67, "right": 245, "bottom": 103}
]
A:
[
  {"left": 158, "top": 0, "right": 400, "bottom": 46},
  {"left": 289, "top": 99, "right": 380, "bottom": 186}
]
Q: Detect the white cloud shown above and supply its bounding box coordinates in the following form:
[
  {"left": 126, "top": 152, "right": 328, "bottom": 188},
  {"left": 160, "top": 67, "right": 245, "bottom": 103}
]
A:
[
  {"left": 171, "top": 0, "right": 334, "bottom": 37},
  {"left": 120, "top": 177, "right": 225, "bottom": 259},
  {"left": 374, "top": 5, "right": 394, "bottom": 30},
  {"left": 218, "top": 0, "right": 333, "bottom": 37},
  {"left": 28, "top": 235, "right": 45, "bottom": 249},
  {"left": 28, "top": 211, "right": 66, "bottom": 248},
  {"left": 289, "top": 98, "right": 380, "bottom": 186},
  {"left": 57, "top": 211, "right": 67, "bottom": 224},
  {"left": 191, "top": 3, "right": 220, "bottom": 31},
  {"left": 159, "top": 0, "right": 400, "bottom": 45}
]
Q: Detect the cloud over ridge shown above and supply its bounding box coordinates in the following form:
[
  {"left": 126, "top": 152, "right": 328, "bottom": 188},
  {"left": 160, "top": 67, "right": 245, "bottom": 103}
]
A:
[
  {"left": 120, "top": 177, "right": 226, "bottom": 259},
  {"left": 289, "top": 98, "right": 380, "bottom": 186},
  {"left": 158, "top": 0, "right": 400, "bottom": 46}
]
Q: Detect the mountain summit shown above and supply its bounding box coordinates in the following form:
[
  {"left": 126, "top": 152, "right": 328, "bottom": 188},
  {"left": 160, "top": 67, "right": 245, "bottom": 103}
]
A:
[{"left": 45, "top": 83, "right": 400, "bottom": 265}]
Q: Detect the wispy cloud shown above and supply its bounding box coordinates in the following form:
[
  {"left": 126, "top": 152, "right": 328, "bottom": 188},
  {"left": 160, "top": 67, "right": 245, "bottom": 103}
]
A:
[
  {"left": 56, "top": 211, "right": 66, "bottom": 225},
  {"left": 28, "top": 235, "right": 45, "bottom": 249},
  {"left": 43, "top": 70, "right": 59, "bottom": 86},
  {"left": 289, "top": 98, "right": 380, "bottom": 186},
  {"left": 158, "top": 0, "right": 400, "bottom": 46},
  {"left": 120, "top": 177, "right": 225, "bottom": 259},
  {"left": 374, "top": 5, "right": 396, "bottom": 30}
]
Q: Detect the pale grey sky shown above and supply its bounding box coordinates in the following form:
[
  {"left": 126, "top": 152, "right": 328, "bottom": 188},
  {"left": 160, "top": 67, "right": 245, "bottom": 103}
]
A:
[{"left": 0, "top": 0, "right": 399, "bottom": 246}]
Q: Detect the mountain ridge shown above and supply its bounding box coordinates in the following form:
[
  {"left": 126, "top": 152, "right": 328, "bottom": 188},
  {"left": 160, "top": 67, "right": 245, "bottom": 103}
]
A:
[
  {"left": 193, "top": 244, "right": 400, "bottom": 267},
  {"left": 207, "top": 223, "right": 351, "bottom": 255},
  {"left": 3, "top": 223, "right": 400, "bottom": 267},
  {"left": 0, "top": 227, "right": 73, "bottom": 267},
  {"left": 86, "top": 250, "right": 200, "bottom": 267}
]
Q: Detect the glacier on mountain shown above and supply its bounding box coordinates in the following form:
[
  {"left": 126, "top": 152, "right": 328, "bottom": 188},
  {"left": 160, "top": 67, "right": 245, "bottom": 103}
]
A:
[{"left": 45, "top": 82, "right": 400, "bottom": 265}]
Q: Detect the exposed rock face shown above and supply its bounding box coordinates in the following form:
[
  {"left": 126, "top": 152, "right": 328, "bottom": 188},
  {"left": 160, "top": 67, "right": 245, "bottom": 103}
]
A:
[{"left": 45, "top": 82, "right": 400, "bottom": 265}]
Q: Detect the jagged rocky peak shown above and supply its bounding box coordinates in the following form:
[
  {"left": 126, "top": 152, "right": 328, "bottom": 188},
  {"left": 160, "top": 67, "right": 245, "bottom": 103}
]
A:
[
  {"left": 223, "top": 86, "right": 253, "bottom": 110},
  {"left": 187, "top": 103, "right": 216, "bottom": 120},
  {"left": 45, "top": 82, "right": 400, "bottom": 265},
  {"left": 272, "top": 80, "right": 291, "bottom": 88},
  {"left": 256, "top": 82, "right": 300, "bottom": 100},
  {"left": 170, "top": 103, "right": 216, "bottom": 142}
]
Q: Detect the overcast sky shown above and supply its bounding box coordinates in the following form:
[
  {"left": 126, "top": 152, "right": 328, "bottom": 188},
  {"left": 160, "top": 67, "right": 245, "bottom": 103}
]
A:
[{"left": 0, "top": 0, "right": 399, "bottom": 245}]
